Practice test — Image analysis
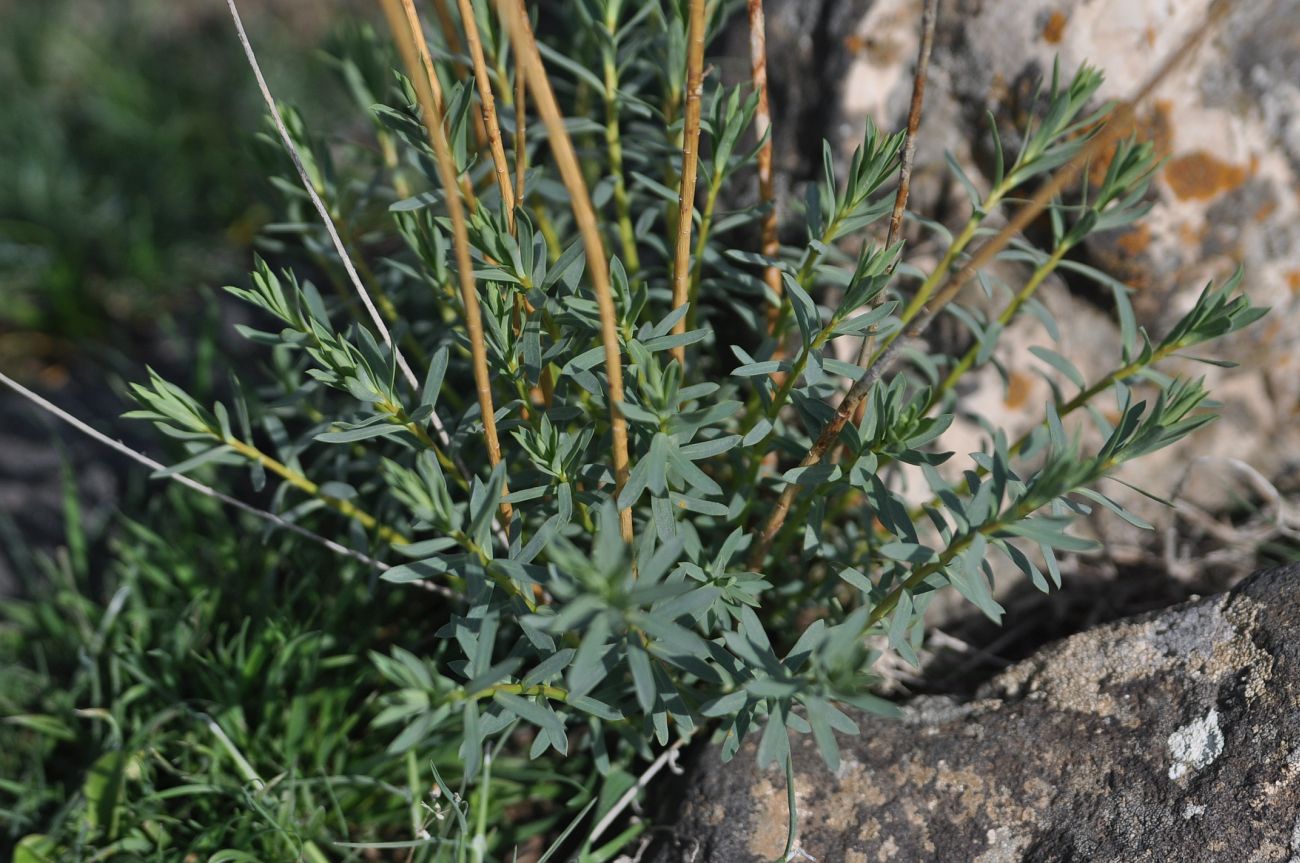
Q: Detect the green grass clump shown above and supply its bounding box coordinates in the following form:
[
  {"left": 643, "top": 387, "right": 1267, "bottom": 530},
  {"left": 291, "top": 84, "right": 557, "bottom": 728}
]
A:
[
  {"left": 1, "top": 488, "right": 603, "bottom": 861},
  {"left": 0, "top": 0, "right": 340, "bottom": 359}
]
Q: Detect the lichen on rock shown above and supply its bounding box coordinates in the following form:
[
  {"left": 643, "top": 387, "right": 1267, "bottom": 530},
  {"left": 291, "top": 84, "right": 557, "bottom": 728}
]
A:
[{"left": 652, "top": 565, "right": 1300, "bottom": 862}]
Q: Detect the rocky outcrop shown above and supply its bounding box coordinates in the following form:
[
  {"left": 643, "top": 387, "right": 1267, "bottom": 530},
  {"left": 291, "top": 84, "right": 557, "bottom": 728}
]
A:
[{"left": 652, "top": 564, "right": 1300, "bottom": 862}]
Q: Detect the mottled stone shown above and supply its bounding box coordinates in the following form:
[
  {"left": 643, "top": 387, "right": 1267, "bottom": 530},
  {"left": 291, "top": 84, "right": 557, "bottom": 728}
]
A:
[{"left": 652, "top": 565, "right": 1300, "bottom": 862}]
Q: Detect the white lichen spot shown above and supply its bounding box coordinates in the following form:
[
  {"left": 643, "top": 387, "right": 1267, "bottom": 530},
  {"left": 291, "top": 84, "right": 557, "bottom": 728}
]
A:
[
  {"left": 1289, "top": 812, "right": 1300, "bottom": 863},
  {"left": 1167, "top": 709, "right": 1225, "bottom": 780},
  {"left": 1182, "top": 802, "right": 1206, "bottom": 819},
  {"left": 974, "top": 827, "right": 1031, "bottom": 863}
]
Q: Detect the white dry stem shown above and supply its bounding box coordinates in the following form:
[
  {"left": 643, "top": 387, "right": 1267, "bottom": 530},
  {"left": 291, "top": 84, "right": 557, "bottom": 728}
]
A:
[
  {"left": 225, "top": 0, "right": 422, "bottom": 398},
  {"left": 0, "top": 371, "right": 456, "bottom": 599},
  {"left": 1163, "top": 455, "right": 1300, "bottom": 578},
  {"left": 226, "top": 0, "right": 507, "bottom": 551},
  {"left": 588, "top": 738, "right": 686, "bottom": 845}
]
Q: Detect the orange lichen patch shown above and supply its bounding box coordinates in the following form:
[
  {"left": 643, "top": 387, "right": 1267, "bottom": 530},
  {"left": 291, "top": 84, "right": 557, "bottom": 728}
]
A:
[
  {"left": 1042, "top": 11, "right": 1068, "bottom": 43},
  {"left": 1164, "top": 150, "right": 1249, "bottom": 201},
  {"left": 844, "top": 33, "right": 904, "bottom": 65},
  {"left": 1144, "top": 26, "right": 1157, "bottom": 48},
  {"left": 1115, "top": 224, "right": 1152, "bottom": 256},
  {"left": 1004, "top": 370, "right": 1034, "bottom": 410},
  {"left": 1261, "top": 318, "right": 1283, "bottom": 346},
  {"left": 1254, "top": 199, "right": 1278, "bottom": 222},
  {"left": 1287, "top": 270, "right": 1300, "bottom": 296}
]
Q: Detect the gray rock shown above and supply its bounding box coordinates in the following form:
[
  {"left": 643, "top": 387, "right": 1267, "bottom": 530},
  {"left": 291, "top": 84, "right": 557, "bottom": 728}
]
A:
[
  {"left": 721, "top": 0, "right": 874, "bottom": 186},
  {"left": 652, "top": 564, "right": 1300, "bottom": 862}
]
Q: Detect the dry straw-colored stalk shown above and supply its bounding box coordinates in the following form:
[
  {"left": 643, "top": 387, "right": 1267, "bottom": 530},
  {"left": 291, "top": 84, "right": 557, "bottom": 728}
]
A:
[
  {"left": 747, "top": 0, "right": 1232, "bottom": 568},
  {"left": 429, "top": 0, "right": 491, "bottom": 149},
  {"left": 387, "top": 0, "right": 479, "bottom": 209},
  {"left": 229, "top": 0, "right": 418, "bottom": 394},
  {"left": 456, "top": 0, "right": 516, "bottom": 230},
  {"left": 430, "top": 0, "right": 466, "bottom": 71},
  {"left": 668, "top": 0, "right": 708, "bottom": 366},
  {"left": 747, "top": 0, "right": 783, "bottom": 333},
  {"left": 514, "top": 41, "right": 527, "bottom": 209},
  {"left": 399, "top": 0, "right": 513, "bottom": 526},
  {"left": 498, "top": 0, "right": 634, "bottom": 543},
  {"left": 231, "top": 0, "right": 510, "bottom": 550}
]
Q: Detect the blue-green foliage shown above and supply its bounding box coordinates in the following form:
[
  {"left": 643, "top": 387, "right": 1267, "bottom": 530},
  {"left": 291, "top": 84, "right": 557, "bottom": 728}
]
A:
[
  {"left": 11, "top": 1, "right": 1266, "bottom": 859},
  {"left": 129, "top": 1, "right": 1266, "bottom": 780}
]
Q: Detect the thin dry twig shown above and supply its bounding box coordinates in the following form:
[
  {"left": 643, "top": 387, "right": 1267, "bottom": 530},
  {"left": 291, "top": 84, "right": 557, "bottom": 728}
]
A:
[
  {"left": 748, "top": 0, "right": 783, "bottom": 334},
  {"left": 0, "top": 371, "right": 459, "bottom": 600},
  {"left": 498, "top": 0, "right": 634, "bottom": 543},
  {"left": 837, "top": 0, "right": 939, "bottom": 448},
  {"left": 668, "top": 0, "right": 708, "bottom": 366},
  {"left": 227, "top": 0, "right": 419, "bottom": 394},
  {"left": 587, "top": 738, "right": 686, "bottom": 845},
  {"left": 228, "top": 0, "right": 505, "bottom": 553},
  {"left": 513, "top": 14, "right": 527, "bottom": 211},
  {"left": 850, "top": 0, "right": 937, "bottom": 373},
  {"left": 399, "top": 0, "right": 513, "bottom": 526},
  {"left": 456, "top": 0, "right": 516, "bottom": 230},
  {"left": 1164, "top": 456, "right": 1300, "bottom": 577},
  {"left": 746, "top": 0, "right": 1231, "bottom": 569}
]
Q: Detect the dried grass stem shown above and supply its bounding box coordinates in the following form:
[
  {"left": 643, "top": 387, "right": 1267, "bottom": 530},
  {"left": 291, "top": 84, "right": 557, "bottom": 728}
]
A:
[
  {"left": 668, "top": 0, "right": 707, "bottom": 366},
  {"left": 498, "top": 0, "right": 634, "bottom": 543}
]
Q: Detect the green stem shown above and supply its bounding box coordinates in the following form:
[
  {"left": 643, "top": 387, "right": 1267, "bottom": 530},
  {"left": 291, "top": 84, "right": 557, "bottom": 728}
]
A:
[
  {"left": 780, "top": 753, "right": 798, "bottom": 863},
  {"left": 471, "top": 749, "right": 492, "bottom": 863},
  {"left": 684, "top": 175, "right": 722, "bottom": 331},
  {"left": 224, "top": 426, "right": 503, "bottom": 600},
  {"left": 454, "top": 680, "right": 569, "bottom": 704},
  {"left": 603, "top": 37, "right": 641, "bottom": 274},
  {"left": 871, "top": 196, "right": 1000, "bottom": 363},
  {"left": 405, "top": 750, "right": 423, "bottom": 841},
  {"left": 928, "top": 241, "right": 1070, "bottom": 410},
  {"left": 376, "top": 399, "right": 465, "bottom": 487},
  {"left": 225, "top": 437, "right": 410, "bottom": 546},
  {"left": 887, "top": 340, "right": 1182, "bottom": 542},
  {"left": 868, "top": 448, "right": 1121, "bottom": 630}
]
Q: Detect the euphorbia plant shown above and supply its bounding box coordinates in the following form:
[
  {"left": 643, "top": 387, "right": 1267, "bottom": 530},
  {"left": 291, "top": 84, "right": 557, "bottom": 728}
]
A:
[{"left": 1, "top": 0, "right": 1259, "bottom": 856}]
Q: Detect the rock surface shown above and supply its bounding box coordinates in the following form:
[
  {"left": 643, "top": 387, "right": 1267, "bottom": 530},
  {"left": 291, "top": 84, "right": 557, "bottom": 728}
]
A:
[{"left": 652, "top": 564, "right": 1300, "bottom": 862}]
